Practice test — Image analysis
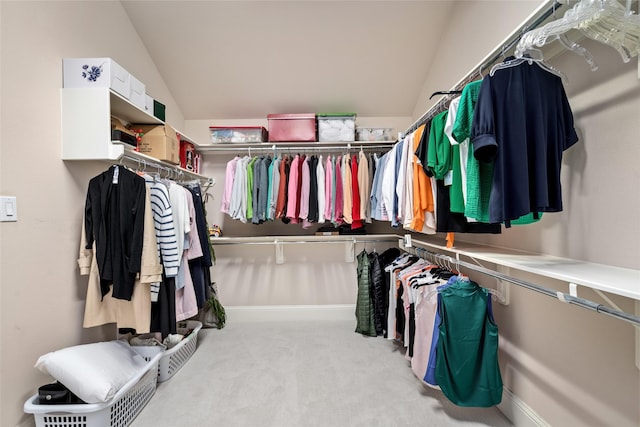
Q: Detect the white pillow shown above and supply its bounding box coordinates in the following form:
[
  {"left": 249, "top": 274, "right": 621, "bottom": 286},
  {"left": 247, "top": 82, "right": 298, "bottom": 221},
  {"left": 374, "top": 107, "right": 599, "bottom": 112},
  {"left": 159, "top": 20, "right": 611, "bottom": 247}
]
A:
[{"left": 35, "top": 340, "right": 148, "bottom": 404}]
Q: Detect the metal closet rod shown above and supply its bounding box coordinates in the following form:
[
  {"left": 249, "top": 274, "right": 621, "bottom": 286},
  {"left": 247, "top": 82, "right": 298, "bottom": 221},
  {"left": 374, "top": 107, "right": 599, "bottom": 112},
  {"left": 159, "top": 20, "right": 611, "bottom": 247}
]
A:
[
  {"left": 211, "top": 237, "right": 400, "bottom": 245},
  {"left": 120, "top": 154, "right": 213, "bottom": 185},
  {"left": 405, "top": 245, "right": 640, "bottom": 327},
  {"left": 404, "top": 0, "right": 562, "bottom": 136},
  {"left": 200, "top": 143, "right": 396, "bottom": 154}
]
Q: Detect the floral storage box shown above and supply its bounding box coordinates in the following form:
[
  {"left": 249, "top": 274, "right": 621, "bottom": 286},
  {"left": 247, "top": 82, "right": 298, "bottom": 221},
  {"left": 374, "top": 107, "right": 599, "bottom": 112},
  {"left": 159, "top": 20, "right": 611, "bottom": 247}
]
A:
[{"left": 63, "top": 57, "right": 131, "bottom": 99}]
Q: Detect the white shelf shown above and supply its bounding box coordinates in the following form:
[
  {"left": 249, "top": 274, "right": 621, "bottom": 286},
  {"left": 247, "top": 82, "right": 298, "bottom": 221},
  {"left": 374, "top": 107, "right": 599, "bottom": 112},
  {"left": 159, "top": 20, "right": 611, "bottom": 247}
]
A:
[
  {"left": 410, "top": 237, "right": 640, "bottom": 301},
  {"left": 61, "top": 87, "right": 204, "bottom": 163}
]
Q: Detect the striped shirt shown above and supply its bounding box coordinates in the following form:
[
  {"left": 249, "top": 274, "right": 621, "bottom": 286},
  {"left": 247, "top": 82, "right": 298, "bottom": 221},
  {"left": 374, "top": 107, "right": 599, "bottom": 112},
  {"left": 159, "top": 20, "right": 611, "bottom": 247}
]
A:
[{"left": 144, "top": 176, "right": 180, "bottom": 301}]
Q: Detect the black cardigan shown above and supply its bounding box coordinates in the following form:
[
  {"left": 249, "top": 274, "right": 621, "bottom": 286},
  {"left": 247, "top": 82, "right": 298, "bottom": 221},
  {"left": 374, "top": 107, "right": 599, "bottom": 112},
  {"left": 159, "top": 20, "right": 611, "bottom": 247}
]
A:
[{"left": 84, "top": 166, "right": 146, "bottom": 300}]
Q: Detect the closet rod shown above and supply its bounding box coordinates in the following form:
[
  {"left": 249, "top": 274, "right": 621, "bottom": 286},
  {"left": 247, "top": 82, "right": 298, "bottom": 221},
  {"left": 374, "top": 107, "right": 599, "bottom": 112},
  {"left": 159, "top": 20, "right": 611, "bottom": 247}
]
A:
[
  {"left": 120, "top": 154, "right": 213, "bottom": 186},
  {"left": 403, "top": 0, "right": 562, "bottom": 135},
  {"left": 407, "top": 246, "right": 640, "bottom": 327},
  {"left": 211, "top": 237, "right": 400, "bottom": 246},
  {"left": 199, "top": 143, "right": 396, "bottom": 154}
]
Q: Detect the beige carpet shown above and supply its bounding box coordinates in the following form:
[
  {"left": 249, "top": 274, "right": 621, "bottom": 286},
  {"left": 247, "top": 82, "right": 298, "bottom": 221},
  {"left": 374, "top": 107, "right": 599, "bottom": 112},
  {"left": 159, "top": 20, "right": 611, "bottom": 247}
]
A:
[{"left": 131, "top": 320, "right": 512, "bottom": 427}]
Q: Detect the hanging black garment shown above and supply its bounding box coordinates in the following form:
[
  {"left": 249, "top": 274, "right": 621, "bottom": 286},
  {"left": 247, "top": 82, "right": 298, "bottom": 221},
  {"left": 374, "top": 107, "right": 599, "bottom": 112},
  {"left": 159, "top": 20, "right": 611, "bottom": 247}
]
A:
[
  {"left": 435, "top": 180, "right": 502, "bottom": 234},
  {"left": 186, "top": 185, "right": 213, "bottom": 267},
  {"left": 84, "top": 165, "right": 146, "bottom": 300},
  {"left": 368, "top": 252, "right": 385, "bottom": 336},
  {"left": 415, "top": 120, "right": 433, "bottom": 177},
  {"left": 355, "top": 250, "right": 376, "bottom": 337},
  {"left": 308, "top": 156, "right": 319, "bottom": 222},
  {"left": 150, "top": 276, "right": 177, "bottom": 339}
]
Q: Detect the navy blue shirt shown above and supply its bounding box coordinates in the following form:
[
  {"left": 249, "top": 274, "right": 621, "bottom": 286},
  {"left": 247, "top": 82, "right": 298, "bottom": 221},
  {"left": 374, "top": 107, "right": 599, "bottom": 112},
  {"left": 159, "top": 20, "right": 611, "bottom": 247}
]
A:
[{"left": 471, "top": 59, "right": 578, "bottom": 224}]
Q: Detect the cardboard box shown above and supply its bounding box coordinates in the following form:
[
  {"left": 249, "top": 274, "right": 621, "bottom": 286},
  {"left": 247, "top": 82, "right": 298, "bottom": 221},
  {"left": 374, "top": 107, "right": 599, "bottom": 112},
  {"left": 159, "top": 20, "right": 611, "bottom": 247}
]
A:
[
  {"left": 267, "top": 113, "right": 316, "bottom": 142},
  {"left": 63, "top": 57, "right": 130, "bottom": 98},
  {"left": 134, "top": 124, "right": 179, "bottom": 164},
  {"left": 129, "top": 75, "right": 146, "bottom": 110}
]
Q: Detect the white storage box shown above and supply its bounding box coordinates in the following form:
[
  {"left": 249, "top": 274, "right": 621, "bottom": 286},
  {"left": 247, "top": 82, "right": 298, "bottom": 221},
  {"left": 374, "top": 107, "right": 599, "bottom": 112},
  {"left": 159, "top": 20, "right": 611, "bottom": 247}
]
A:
[
  {"left": 317, "top": 113, "right": 356, "bottom": 142},
  {"left": 132, "top": 320, "right": 202, "bottom": 382},
  {"left": 24, "top": 346, "right": 162, "bottom": 427},
  {"left": 129, "top": 75, "right": 146, "bottom": 110},
  {"left": 63, "top": 58, "right": 131, "bottom": 99},
  {"left": 356, "top": 127, "right": 395, "bottom": 141}
]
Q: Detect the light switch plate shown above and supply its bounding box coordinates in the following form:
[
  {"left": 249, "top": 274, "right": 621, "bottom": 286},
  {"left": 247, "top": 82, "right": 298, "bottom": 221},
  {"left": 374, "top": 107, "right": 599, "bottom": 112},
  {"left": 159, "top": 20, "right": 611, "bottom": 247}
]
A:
[{"left": 0, "top": 196, "right": 17, "bottom": 222}]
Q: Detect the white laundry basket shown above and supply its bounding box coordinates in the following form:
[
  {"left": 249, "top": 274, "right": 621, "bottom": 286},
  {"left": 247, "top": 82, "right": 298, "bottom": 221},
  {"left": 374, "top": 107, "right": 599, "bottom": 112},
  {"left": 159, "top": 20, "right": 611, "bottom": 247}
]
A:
[
  {"left": 133, "top": 320, "right": 202, "bottom": 382},
  {"left": 23, "top": 346, "right": 163, "bottom": 427}
]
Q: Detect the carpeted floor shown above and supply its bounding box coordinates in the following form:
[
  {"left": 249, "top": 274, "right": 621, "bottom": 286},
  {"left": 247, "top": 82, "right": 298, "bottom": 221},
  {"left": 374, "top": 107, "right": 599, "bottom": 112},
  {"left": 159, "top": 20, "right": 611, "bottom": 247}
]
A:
[{"left": 131, "top": 320, "right": 512, "bottom": 427}]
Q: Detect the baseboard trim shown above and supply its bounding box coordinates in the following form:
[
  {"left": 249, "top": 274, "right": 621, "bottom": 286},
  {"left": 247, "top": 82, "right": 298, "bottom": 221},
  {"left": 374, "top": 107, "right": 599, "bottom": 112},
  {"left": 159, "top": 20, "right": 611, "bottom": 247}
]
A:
[
  {"left": 225, "top": 304, "right": 356, "bottom": 322},
  {"left": 498, "top": 387, "right": 550, "bottom": 427}
]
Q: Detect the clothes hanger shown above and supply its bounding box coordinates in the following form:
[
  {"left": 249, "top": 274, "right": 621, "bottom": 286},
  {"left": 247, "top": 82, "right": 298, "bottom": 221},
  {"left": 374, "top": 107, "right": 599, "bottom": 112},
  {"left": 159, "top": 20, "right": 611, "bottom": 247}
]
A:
[
  {"left": 490, "top": 51, "right": 568, "bottom": 83},
  {"left": 516, "top": 0, "right": 640, "bottom": 63},
  {"left": 429, "top": 90, "right": 463, "bottom": 100}
]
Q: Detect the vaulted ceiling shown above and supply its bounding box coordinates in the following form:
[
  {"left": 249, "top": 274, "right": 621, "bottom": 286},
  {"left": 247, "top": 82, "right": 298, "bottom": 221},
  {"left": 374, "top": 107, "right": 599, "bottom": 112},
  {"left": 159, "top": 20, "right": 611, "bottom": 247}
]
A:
[{"left": 121, "top": 1, "right": 457, "bottom": 120}]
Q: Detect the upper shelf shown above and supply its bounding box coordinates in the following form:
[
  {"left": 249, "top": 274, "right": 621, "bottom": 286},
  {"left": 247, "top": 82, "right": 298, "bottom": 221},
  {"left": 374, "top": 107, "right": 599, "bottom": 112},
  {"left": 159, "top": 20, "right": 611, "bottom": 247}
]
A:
[
  {"left": 61, "top": 87, "right": 201, "bottom": 163},
  {"left": 409, "top": 237, "right": 640, "bottom": 301}
]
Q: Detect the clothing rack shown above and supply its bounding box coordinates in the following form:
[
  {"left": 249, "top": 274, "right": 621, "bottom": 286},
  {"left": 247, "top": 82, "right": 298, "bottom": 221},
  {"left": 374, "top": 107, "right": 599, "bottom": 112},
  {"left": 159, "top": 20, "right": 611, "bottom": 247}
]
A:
[
  {"left": 403, "top": 243, "right": 640, "bottom": 328},
  {"left": 120, "top": 153, "right": 214, "bottom": 190},
  {"left": 210, "top": 235, "right": 400, "bottom": 246},
  {"left": 198, "top": 142, "right": 396, "bottom": 155},
  {"left": 404, "top": 0, "right": 563, "bottom": 135}
]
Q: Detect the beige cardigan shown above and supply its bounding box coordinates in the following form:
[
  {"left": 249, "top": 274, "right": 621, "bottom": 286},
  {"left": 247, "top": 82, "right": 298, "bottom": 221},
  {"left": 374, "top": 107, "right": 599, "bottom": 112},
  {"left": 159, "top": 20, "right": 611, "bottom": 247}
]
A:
[{"left": 79, "top": 184, "right": 162, "bottom": 333}]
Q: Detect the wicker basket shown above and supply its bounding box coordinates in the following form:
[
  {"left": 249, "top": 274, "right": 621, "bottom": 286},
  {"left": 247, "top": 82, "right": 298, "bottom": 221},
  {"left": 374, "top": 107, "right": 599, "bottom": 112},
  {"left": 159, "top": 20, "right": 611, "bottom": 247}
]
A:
[
  {"left": 23, "top": 346, "right": 163, "bottom": 427},
  {"left": 133, "top": 320, "right": 202, "bottom": 382}
]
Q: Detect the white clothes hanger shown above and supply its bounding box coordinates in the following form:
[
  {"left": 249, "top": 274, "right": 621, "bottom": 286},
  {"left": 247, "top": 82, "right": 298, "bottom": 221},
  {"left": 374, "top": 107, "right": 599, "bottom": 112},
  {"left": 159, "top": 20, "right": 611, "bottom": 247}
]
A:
[
  {"left": 516, "top": 0, "right": 640, "bottom": 63},
  {"left": 490, "top": 51, "right": 568, "bottom": 83}
]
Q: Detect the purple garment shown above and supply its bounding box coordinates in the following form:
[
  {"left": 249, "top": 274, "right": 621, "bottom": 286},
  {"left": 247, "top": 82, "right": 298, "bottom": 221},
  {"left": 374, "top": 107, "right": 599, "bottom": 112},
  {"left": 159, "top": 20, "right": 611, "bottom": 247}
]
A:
[
  {"left": 299, "top": 156, "right": 311, "bottom": 220},
  {"left": 334, "top": 156, "right": 343, "bottom": 223},
  {"left": 324, "top": 155, "right": 333, "bottom": 221}
]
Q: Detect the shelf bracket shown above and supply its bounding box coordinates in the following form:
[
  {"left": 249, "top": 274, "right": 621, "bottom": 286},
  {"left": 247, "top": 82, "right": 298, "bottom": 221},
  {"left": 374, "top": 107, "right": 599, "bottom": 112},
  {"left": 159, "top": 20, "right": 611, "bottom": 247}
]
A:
[
  {"left": 495, "top": 265, "right": 511, "bottom": 306},
  {"left": 345, "top": 239, "right": 355, "bottom": 263},
  {"left": 274, "top": 240, "right": 284, "bottom": 264}
]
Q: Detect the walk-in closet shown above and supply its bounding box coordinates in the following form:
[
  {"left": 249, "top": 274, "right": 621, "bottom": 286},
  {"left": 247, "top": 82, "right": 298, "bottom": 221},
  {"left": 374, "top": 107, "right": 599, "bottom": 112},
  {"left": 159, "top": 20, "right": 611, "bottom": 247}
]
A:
[{"left": 2, "top": 1, "right": 639, "bottom": 426}]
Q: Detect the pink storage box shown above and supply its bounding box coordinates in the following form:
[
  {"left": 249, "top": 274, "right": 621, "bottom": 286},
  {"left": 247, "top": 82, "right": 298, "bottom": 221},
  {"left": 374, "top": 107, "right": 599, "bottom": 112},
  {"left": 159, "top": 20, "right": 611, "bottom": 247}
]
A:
[{"left": 267, "top": 113, "right": 316, "bottom": 142}]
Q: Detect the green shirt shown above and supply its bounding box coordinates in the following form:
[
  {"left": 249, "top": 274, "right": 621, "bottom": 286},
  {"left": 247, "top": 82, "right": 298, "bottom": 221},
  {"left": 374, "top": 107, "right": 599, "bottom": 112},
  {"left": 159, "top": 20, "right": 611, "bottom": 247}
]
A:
[
  {"left": 246, "top": 156, "right": 258, "bottom": 219},
  {"left": 427, "top": 111, "right": 451, "bottom": 180}
]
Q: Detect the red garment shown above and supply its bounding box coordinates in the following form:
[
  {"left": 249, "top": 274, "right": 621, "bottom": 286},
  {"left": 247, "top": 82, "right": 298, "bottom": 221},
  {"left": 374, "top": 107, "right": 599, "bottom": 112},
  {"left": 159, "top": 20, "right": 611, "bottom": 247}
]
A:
[
  {"left": 351, "top": 154, "right": 363, "bottom": 229},
  {"left": 275, "top": 155, "right": 288, "bottom": 218},
  {"left": 335, "top": 156, "right": 343, "bottom": 223}
]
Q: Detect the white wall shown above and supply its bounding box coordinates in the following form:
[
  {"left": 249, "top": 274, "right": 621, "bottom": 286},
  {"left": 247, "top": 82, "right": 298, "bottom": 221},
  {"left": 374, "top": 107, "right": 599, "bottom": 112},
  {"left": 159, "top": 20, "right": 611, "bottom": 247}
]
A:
[
  {"left": 404, "top": 1, "right": 640, "bottom": 426},
  {"left": 0, "top": 2, "right": 184, "bottom": 425}
]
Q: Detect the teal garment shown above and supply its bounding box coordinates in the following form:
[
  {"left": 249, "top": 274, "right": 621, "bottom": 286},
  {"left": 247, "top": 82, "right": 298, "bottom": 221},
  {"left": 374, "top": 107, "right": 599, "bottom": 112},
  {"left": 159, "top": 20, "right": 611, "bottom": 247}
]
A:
[
  {"left": 355, "top": 250, "right": 376, "bottom": 337},
  {"left": 435, "top": 279, "right": 503, "bottom": 407},
  {"left": 266, "top": 158, "right": 276, "bottom": 220},
  {"left": 246, "top": 156, "right": 258, "bottom": 219},
  {"left": 427, "top": 111, "right": 451, "bottom": 179}
]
